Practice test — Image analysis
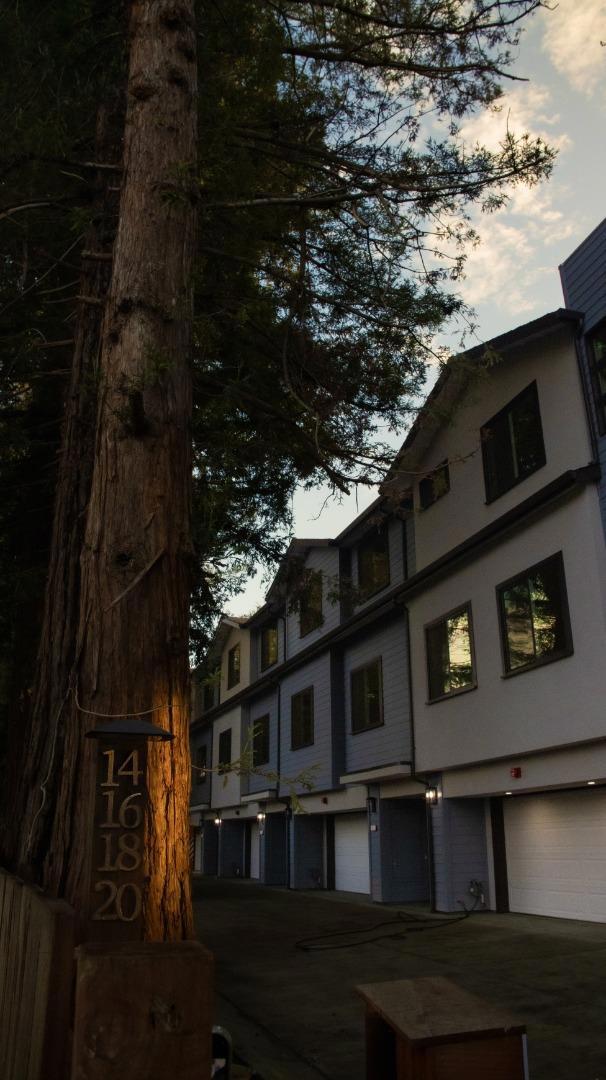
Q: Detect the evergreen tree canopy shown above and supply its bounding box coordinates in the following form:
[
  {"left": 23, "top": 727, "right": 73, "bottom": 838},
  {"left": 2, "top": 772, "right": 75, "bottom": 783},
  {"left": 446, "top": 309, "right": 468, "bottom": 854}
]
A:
[{"left": 0, "top": 0, "right": 553, "bottom": 697}]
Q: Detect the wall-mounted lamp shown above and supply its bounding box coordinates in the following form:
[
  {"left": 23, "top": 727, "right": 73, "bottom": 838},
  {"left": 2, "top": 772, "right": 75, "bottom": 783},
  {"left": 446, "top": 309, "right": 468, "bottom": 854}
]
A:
[
  {"left": 366, "top": 797, "right": 377, "bottom": 814},
  {"left": 425, "top": 786, "right": 439, "bottom": 806},
  {"left": 256, "top": 809, "right": 266, "bottom": 836},
  {"left": 214, "top": 815, "right": 222, "bottom": 826}
]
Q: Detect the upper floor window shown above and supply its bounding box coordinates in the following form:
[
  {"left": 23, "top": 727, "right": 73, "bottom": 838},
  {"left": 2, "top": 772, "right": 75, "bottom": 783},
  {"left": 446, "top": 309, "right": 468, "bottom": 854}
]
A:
[
  {"left": 299, "top": 571, "right": 323, "bottom": 637},
  {"left": 252, "top": 714, "right": 270, "bottom": 767},
  {"left": 357, "top": 529, "right": 390, "bottom": 599},
  {"left": 227, "top": 643, "right": 240, "bottom": 689},
  {"left": 497, "top": 552, "right": 572, "bottom": 675},
  {"left": 351, "top": 658, "right": 383, "bottom": 733},
  {"left": 588, "top": 324, "right": 606, "bottom": 434},
  {"left": 481, "top": 382, "right": 546, "bottom": 503},
  {"left": 203, "top": 679, "right": 217, "bottom": 712},
  {"left": 218, "top": 728, "right": 232, "bottom": 773},
  {"left": 291, "top": 687, "right": 314, "bottom": 749},
  {"left": 193, "top": 744, "right": 208, "bottom": 783},
  {"left": 426, "top": 604, "right": 476, "bottom": 701},
  {"left": 419, "top": 460, "right": 450, "bottom": 510},
  {"left": 260, "top": 623, "right": 278, "bottom": 670}
]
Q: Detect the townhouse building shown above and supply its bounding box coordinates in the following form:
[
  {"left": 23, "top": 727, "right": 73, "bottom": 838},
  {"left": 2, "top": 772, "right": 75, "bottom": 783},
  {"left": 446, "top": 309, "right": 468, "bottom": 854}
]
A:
[{"left": 190, "top": 219, "right": 606, "bottom": 924}]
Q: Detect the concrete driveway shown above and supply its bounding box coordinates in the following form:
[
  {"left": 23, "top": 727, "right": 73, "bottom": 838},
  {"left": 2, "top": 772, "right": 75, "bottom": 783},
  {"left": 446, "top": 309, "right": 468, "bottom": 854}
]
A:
[{"left": 193, "top": 877, "right": 606, "bottom": 1080}]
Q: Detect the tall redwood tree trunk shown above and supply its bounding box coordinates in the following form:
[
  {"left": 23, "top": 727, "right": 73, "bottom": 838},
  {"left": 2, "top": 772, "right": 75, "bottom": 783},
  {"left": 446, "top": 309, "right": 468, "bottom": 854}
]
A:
[{"left": 15, "top": 0, "right": 198, "bottom": 941}]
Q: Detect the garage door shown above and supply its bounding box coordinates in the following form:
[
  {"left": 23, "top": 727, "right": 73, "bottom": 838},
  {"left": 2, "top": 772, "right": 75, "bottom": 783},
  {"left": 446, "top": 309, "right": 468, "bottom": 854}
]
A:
[
  {"left": 250, "top": 821, "right": 260, "bottom": 879},
  {"left": 504, "top": 789, "right": 606, "bottom": 922},
  {"left": 334, "top": 813, "right": 370, "bottom": 894}
]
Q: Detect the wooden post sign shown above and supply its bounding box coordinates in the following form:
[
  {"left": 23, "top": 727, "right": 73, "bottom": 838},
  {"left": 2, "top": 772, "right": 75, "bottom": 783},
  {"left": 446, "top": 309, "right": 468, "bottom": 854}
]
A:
[{"left": 85, "top": 719, "right": 172, "bottom": 942}]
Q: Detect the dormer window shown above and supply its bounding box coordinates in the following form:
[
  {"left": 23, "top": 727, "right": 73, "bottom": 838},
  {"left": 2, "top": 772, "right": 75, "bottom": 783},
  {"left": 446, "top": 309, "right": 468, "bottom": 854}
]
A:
[
  {"left": 227, "top": 643, "right": 240, "bottom": 689},
  {"left": 357, "top": 528, "right": 390, "bottom": 599},
  {"left": 588, "top": 324, "right": 606, "bottom": 434},
  {"left": 260, "top": 623, "right": 278, "bottom": 670}
]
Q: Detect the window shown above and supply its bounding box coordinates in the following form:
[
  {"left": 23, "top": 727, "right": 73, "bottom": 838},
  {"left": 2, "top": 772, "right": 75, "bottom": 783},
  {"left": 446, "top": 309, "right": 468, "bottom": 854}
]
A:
[
  {"left": 299, "top": 571, "right": 323, "bottom": 637},
  {"left": 193, "top": 744, "right": 207, "bottom": 782},
  {"left": 218, "top": 728, "right": 232, "bottom": 773},
  {"left": 481, "top": 382, "right": 546, "bottom": 503},
  {"left": 588, "top": 324, "right": 606, "bottom": 434},
  {"left": 260, "top": 623, "right": 278, "bottom": 670},
  {"left": 357, "top": 529, "right": 390, "bottom": 598},
  {"left": 252, "top": 714, "right": 270, "bottom": 767},
  {"left": 351, "top": 659, "right": 383, "bottom": 733},
  {"left": 227, "top": 643, "right": 240, "bottom": 689},
  {"left": 203, "top": 680, "right": 216, "bottom": 712},
  {"left": 419, "top": 460, "right": 450, "bottom": 510},
  {"left": 497, "top": 553, "right": 572, "bottom": 675},
  {"left": 426, "top": 604, "right": 476, "bottom": 701},
  {"left": 291, "top": 687, "right": 314, "bottom": 749}
]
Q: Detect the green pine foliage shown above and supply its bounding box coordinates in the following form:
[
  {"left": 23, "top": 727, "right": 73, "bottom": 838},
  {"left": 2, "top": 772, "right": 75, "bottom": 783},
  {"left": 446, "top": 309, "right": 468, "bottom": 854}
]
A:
[{"left": 0, "top": 0, "right": 554, "bottom": 701}]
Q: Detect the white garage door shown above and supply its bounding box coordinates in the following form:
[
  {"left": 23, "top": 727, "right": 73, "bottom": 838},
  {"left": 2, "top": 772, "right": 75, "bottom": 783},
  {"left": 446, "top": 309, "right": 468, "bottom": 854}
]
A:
[
  {"left": 250, "top": 821, "right": 260, "bottom": 879},
  {"left": 334, "top": 813, "right": 370, "bottom": 894},
  {"left": 504, "top": 789, "right": 606, "bottom": 922}
]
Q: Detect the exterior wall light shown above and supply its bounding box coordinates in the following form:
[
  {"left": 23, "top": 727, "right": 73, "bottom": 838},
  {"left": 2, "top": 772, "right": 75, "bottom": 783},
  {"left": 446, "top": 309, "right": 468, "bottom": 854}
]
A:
[
  {"left": 366, "top": 797, "right": 377, "bottom": 814},
  {"left": 256, "top": 811, "right": 266, "bottom": 823},
  {"left": 214, "top": 815, "right": 222, "bottom": 826},
  {"left": 425, "top": 786, "right": 439, "bottom": 806},
  {"left": 504, "top": 791, "right": 512, "bottom": 796}
]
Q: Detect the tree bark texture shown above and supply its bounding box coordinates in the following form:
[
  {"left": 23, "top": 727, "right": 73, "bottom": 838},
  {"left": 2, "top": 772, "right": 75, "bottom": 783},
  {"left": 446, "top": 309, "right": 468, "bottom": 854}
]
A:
[
  {"left": 15, "top": 1, "right": 198, "bottom": 942},
  {"left": 5, "top": 102, "right": 121, "bottom": 871}
]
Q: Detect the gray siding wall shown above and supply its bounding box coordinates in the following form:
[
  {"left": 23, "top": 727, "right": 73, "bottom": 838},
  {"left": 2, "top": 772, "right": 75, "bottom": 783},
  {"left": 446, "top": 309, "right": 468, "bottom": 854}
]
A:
[
  {"left": 285, "top": 547, "right": 340, "bottom": 658},
  {"left": 351, "top": 518, "right": 407, "bottom": 614},
  {"left": 560, "top": 220, "right": 606, "bottom": 335},
  {"left": 202, "top": 821, "right": 218, "bottom": 875},
  {"left": 190, "top": 726, "right": 213, "bottom": 807},
  {"left": 343, "top": 615, "right": 411, "bottom": 773},
  {"left": 241, "top": 689, "right": 279, "bottom": 796},
  {"left": 279, "top": 654, "right": 333, "bottom": 794},
  {"left": 560, "top": 222, "right": 606, "bottom": 538},
  {"left": 218, "top": 820, "right": 246, "bottom": 878},
  {"left": 250, "top": 615, "right": 286, "bottom": 682},
  {"left": 431, "top": 796, "right": 489, "bottom": 912},
  {"left": 290, "top": 815, "right": 325, "bottom": 889},
  {"left": 262, "top": 812, "right": 288, "bottom": 885}
]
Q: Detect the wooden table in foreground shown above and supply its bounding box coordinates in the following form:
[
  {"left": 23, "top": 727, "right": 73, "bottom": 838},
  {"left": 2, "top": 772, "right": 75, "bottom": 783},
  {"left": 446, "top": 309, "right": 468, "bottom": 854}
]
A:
[{"left": 356, "top": 976, "right": 528, "bottom": 1080}]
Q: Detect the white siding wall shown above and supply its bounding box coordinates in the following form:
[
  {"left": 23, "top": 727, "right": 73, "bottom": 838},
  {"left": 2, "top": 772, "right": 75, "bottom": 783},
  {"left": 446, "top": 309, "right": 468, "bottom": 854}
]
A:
[
  {"left": 410, "top": 330, "right": 592, "bottom": 570},
  {"left": 410, "top": 488, "right": 606, "bottom": 771}
]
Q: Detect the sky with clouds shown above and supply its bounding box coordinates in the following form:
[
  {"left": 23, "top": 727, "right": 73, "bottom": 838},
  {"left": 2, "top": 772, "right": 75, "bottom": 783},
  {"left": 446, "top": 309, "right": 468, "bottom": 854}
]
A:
[{"left": 227, "top": 1, "right": 606, "bottom": 617}]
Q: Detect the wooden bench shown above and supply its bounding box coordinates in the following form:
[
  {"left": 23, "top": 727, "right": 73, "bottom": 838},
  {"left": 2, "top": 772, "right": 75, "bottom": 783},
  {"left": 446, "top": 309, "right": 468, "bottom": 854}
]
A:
[{"left": 357, "top": 976, "right": 528, "bottom": 1079}]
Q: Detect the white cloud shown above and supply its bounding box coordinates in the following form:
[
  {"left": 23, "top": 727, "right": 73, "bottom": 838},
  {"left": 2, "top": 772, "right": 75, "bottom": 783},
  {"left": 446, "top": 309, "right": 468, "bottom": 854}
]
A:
[
  {"left": 459, "top": 82, "right": 571, "bottom": 154},
  {"left": 541, "top": 0, "right": 606, "bottom": 98}
]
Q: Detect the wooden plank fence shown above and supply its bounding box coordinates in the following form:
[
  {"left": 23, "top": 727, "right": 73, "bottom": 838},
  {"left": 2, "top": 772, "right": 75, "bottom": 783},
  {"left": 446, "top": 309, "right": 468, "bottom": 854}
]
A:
[{"left": 0, "top": 868, "right": 75, "bottom": 1080}]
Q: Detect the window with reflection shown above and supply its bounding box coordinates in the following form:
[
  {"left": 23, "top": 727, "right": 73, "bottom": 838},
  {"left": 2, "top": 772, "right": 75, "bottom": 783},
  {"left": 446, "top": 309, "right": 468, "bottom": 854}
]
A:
[
  {"left": 218, "top": 728, "right": 232, "bottom": 773},
  {"left": 299, "top": 571, "right": 323, "bottom": 637},
  {"left": 357, "top": 529, "right": 390, "bottom": 598},
  {"left": 426, "top": 604, "right": 476, "bottom": 701},
  {"left": 481, "top": 382, "right": 545, "bottom": 502},
  {"left": 252, "top": 714, "right": 270, "bottom": 767},
  {"left": 497, "top": 553, "right": 572, "bottom": 674},
  {"left": 291, "top": 687, "right": 314, "bottom": 749},
  {"left": 419, "top": 460, "right": 450, "bottom": 510},
  {"left": 351, "top": 658, "right": 383, "bottom": 732},
  {"left": 588, "top": 325, "right": 606, "bottom": 434},
  {"left": 227, "top": 643, "right": 240, "bottom": 689},
  {"left": 260, "top": 623, "right": 278, "bottom": 670}
]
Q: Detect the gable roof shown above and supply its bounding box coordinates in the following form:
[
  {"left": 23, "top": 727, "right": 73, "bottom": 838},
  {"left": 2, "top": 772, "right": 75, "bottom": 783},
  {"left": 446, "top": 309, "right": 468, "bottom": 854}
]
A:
[{"left": 382, "top": 307, "right": 582, "bottom": 492}]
